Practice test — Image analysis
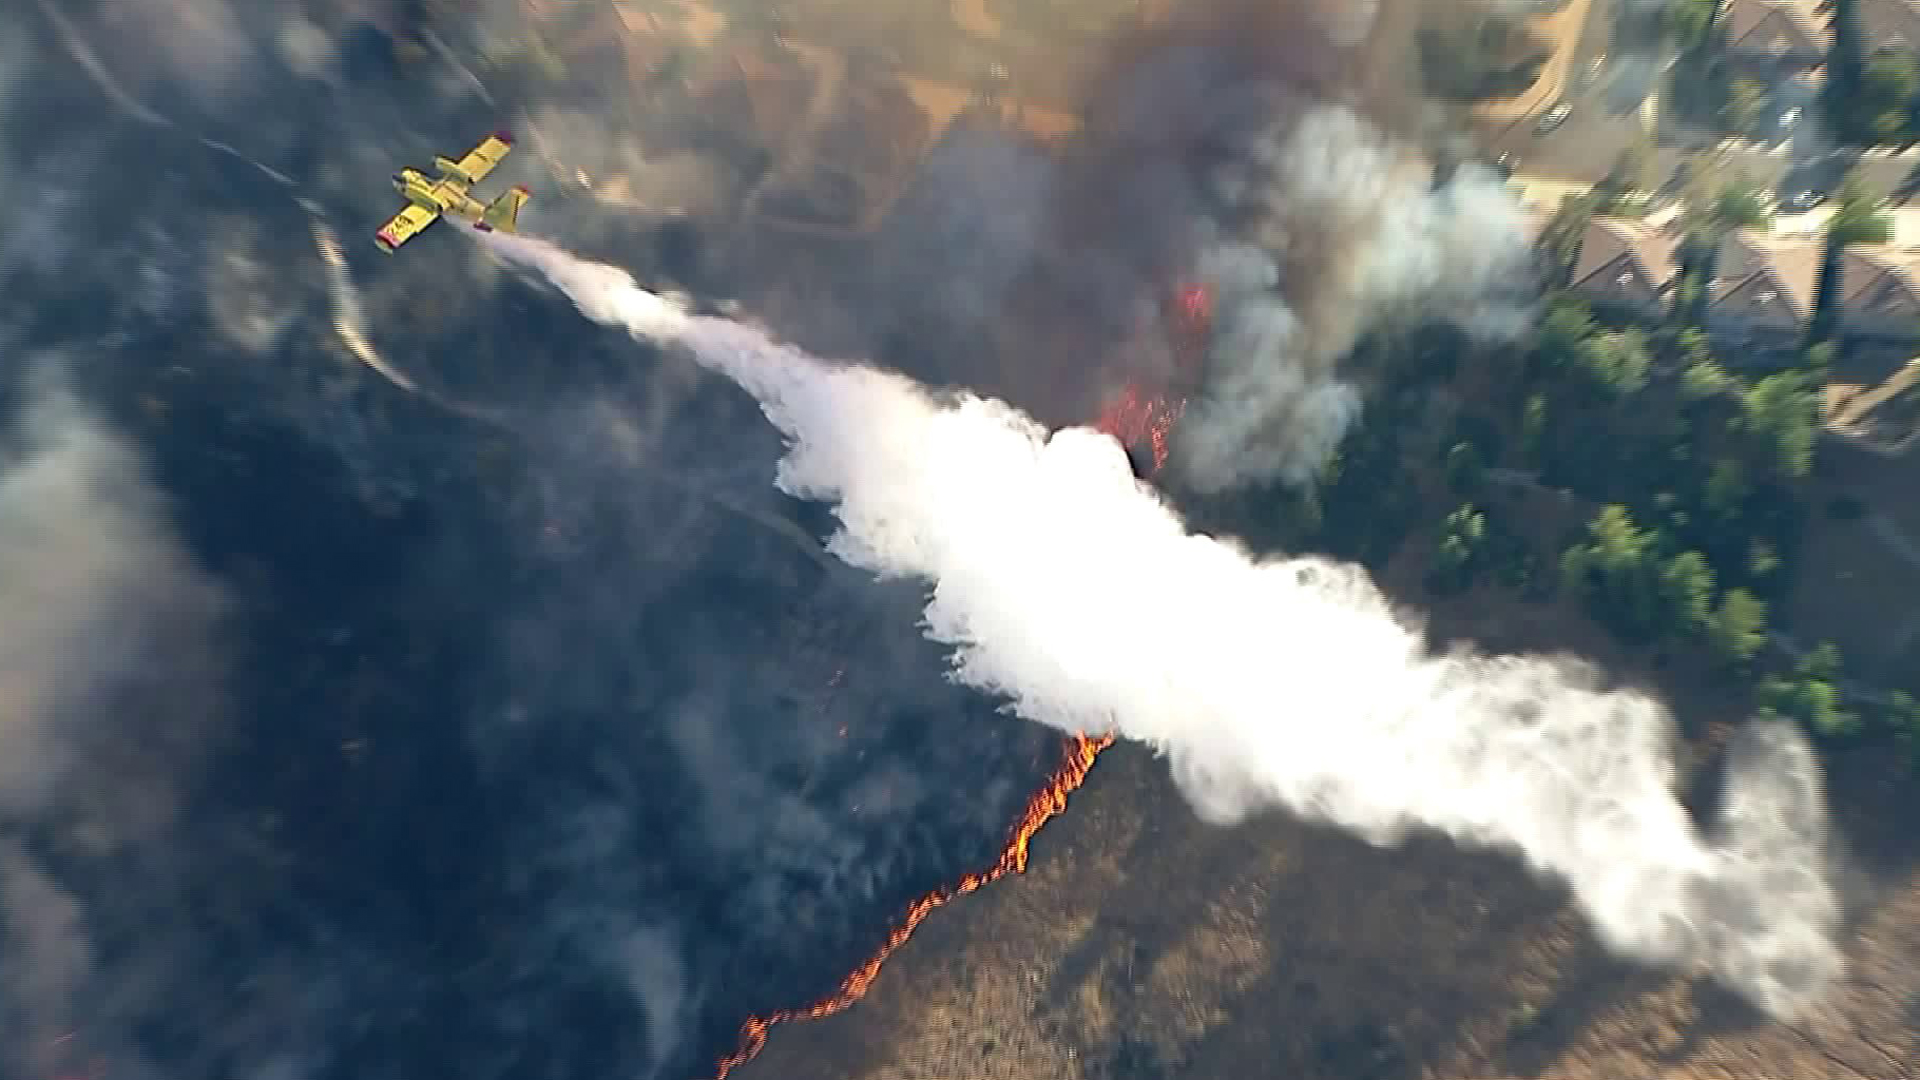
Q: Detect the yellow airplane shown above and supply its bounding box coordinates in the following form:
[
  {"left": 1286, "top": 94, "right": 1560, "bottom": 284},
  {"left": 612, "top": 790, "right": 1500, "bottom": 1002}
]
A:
[{"left": 374, "top": 130, "right": 531, "bottom": 253}]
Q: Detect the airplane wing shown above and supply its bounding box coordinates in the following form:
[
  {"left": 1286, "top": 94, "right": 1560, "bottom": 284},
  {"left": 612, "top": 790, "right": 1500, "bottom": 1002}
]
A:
[
  {"left": 451, "top": 131, "right": 514, "bottom": 186},
  {"left": 374, "top": 202, "right": 441, "bottom": 253}
]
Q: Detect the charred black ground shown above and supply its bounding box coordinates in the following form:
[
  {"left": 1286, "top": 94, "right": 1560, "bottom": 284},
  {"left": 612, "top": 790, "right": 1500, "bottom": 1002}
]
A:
[{"left": 0, "top": 7, "right": 1078, "bottom": 1077}]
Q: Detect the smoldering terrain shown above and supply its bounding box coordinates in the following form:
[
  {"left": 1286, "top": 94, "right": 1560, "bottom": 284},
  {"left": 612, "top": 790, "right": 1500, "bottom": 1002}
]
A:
[
  {"left": 0, "top": 0, "right": 1831, "bottom": 1079},
  {"left": 0, "top": 3, "right": 1106, "bottom": 1078}
]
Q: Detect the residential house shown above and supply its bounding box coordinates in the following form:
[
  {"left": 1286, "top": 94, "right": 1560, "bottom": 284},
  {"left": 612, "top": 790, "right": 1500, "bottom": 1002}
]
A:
[
  {"left": 1859, "top": 0, "right": 1920, "bottom": 54},
  {"left": 1841, "top": 245, "right": 1920, "bottom": 338},
  {"left": 1555, "top": 214, "right": 1920, "bottom": 342},
  {"left": 1567, "top": 217, "right": 1678, "bottom": 315},
  {"left": 1705, "top": 232, "right": 1920, "bottom": 341},
  {"left": 1720, "top": 0, "right": 1829, "bottom": 67},
  {"left": 1705, "top": 229, "right": 1821, "bottom": 337}
]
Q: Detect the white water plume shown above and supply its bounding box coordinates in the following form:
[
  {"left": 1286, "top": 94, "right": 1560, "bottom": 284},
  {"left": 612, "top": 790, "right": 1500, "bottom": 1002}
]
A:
[{"left": 484, "top": 232, "right": 1843, "bottom": 1019}]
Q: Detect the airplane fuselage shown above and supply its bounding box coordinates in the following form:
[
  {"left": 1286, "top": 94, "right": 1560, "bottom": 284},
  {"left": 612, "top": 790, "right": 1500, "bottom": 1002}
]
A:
[
  {"left": 392, "top": 167, "right": 488, "bottom": 222},
  {"left": 376, "top": 132, "right": 522, "bottom": 252}
]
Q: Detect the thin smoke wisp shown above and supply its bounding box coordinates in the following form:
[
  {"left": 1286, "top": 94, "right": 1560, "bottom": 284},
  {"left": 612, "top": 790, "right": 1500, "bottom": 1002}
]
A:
[{"left": 483, "top": 232, "right": 1843, "bottom": 1020}]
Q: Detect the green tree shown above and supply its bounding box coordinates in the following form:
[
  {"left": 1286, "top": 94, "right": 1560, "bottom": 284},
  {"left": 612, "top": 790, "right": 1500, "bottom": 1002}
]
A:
[
  {"left": 1706, "top": 587, "right": 1768, "bottom": 665},
  {"left": 1861, "top": 51, "right": 1920, "bottom": 144},
  {"left": 1671, "top": 179, "right": 1771, "bottom": 328},
  {"left": 1562, "top": 505, "right": 1667, "bottom": 639},
  {"left": 1737, "top": 370, "right": 1822, "bottom": 479},
  {"left": 1660, "top": 550, "right": 1717, "bottom": 635},
  {"left": 1803, "top": 339, "right": 1838, "bottom": 377},
  {"left": 1682, "top": 356, "right": 1734, "bottom": 399},
  {"left": 1757, "top": 642, "right": 1859, "bottom": 738},
  {"left": 1808, "top": 174, "right": 1893, "bottom": 347},
  {"left": 1721, "top": 76, "right": 1769, "bottom": 134},
  {"left": 1538, "top": 294, "right": 1598, "bottom": 365},
  {"left": 1667, "top": 0, "right": 1723, "bottom": 51},
  {"left": 1584, "top": 330, "right": 1653, "bottom": 396},
  {"left": 1430, "top": 504, "right": 1489, "bottom": 594}
]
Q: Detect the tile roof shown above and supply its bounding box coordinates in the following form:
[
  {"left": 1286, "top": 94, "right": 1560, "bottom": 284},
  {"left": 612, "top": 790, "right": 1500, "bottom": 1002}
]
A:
[
  {"left": 1570, "top": 217, "right": 1678, "bottom": 292},
  {"left": 1712, "top": 229, "right": 1821, "bottom": 320},
  {"left": 1842, "top": 246, "right": 1920, "bottom": 321},
  {"left": 1720, "top": 0, "right": 1831, "bottom": 56},
  {"left": 1859, "top": 0, "right": 1920, "bottom": 51}
]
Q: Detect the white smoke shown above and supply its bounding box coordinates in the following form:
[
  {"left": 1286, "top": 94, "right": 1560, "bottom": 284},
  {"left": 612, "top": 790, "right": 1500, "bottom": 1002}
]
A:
[
  {"left": 483, "top": 232, "right": 1843, "bottom": 1019},
  {"left": 1176, "top": 105, "right": 1535, "bottom": 492}
]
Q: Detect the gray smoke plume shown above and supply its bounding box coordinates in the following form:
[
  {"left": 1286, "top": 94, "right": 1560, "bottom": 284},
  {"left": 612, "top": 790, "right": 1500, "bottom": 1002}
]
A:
[
  {"left": 1031, "top": 0, "right": 1535, "bottom": 492},
  {"left": 0, "top": 378, "right": 232, "bottom": 1078},
  {"left": 1173, "top": 103, "right": 1533, "bottom": 492}
]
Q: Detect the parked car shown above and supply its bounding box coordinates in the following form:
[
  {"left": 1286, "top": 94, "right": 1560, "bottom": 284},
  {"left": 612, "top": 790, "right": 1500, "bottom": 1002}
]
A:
[
  {"left": 1781, "top": 189, "right": 1824, "bottom": 213},
  {"left": 1534, "top": 102, "right": 1572, "bottom": 135}
]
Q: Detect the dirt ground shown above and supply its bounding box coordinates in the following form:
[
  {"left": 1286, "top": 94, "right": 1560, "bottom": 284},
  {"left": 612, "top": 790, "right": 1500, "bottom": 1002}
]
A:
[{"left": 730, "top": 725, "right": 1917, "bottom": 1080}]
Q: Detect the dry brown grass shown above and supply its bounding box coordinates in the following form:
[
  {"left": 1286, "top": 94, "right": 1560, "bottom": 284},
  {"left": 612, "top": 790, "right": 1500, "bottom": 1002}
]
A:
[{"left": 732, "top": 732, "right": 1917, "bottom": 1080}]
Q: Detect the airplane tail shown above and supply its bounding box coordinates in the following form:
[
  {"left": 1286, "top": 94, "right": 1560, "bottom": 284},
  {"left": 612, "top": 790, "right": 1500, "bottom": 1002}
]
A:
[{"left": 475, "top": 185, "right": 531, "bottom": 233}]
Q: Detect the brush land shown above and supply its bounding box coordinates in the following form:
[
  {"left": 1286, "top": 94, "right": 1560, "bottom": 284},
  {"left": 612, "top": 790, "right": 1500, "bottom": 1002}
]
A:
[
  {"left": 724, "top": 183, "right": 1920, "bottom": 1080},
  {"left": 733, "top": 740, "right": 1918, "bottom": 1080},
  {"left": 487, "top": 0, "right": 1920, "bottom": 1074}
]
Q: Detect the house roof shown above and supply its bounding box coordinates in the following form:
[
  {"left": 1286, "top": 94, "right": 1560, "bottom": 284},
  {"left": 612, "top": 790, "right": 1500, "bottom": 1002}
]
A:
[
  {"left": 1561, "top": 210, "right": 1920, "bottom": 331},
  {"left": 1841, "top": 246, "right": 1920, "bottom": 320},
  {"left": 1720, "top": 0, "right": 1831, "bottom": 56},
  {"left": 1570, "top": 217, "right": 1678, "bottom": 292},
  {"left": 1859, "top": 0, "right": 1920, "bottom": 52},
  {"left": 1711, "top": 229, "right": 1821, "bottom": 319}
]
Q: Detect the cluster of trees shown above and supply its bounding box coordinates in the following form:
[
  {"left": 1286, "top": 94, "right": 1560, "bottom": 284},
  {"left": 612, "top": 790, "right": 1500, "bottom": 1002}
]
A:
[
  {"left": 1409, "top": 285, "right": 1920, "bottom": 770},
  {"left": 1216, "top": 169, "right": 1919, "bottom": 773},
  {"left": 1221, "top": 294, "right": 1920, "bottom": 772},
  {"left": 1663, "top": 0, "right": 1786, "bottom": 138},
  {"left": 1557, "top": 505, "right": 1753, "bottom": 655}
]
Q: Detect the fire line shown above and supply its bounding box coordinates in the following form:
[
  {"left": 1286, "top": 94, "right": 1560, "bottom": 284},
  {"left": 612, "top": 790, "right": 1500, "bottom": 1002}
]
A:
[{"left": 707, "top": 734, "right": 1112, "bottom": 1078}]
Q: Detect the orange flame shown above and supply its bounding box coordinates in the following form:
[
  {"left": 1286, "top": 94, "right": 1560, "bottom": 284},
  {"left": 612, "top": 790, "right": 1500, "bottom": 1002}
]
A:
[
  {"left": 708, "top": 733, "right": 1112, "bottom": 1078},
  {"left": 1174, "top": 282, "right": 1211, "bottom": 325},
  {"left": 1093, "top": 281, "right": 1211, "bottom": 475},
  {"left": 1096, "top": 385, "right": 1185, "bottom": 472}
]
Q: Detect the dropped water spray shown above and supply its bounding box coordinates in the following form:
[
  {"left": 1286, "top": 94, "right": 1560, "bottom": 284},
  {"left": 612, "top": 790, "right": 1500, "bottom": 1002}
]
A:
[{"left": 483, "top": 232, "right": 1843, "bottom": 1018}]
